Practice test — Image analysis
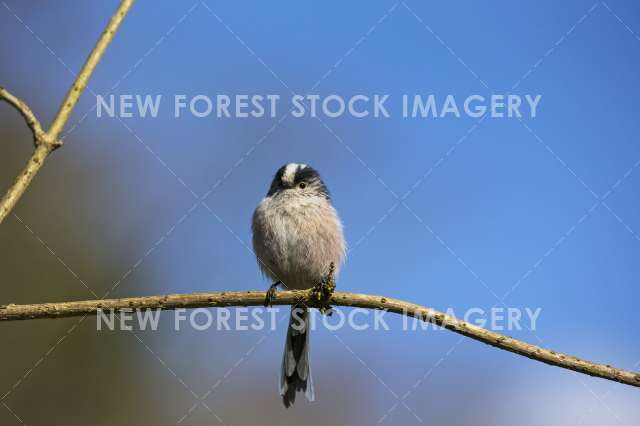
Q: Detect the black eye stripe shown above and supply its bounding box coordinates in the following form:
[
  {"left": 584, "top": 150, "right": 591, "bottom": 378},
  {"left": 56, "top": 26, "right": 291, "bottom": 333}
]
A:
[
  {"left": 274, "top": 165, "right": 287, "bottom": 182},
  {"left": 294, "top": 166, "right": 320, "bottom": 183},
  {"left": 266, "top": 165, "right": 288, "bottom": 196},
  {"left": 294, "top": 166, "right": 331, "bottom": 200}
]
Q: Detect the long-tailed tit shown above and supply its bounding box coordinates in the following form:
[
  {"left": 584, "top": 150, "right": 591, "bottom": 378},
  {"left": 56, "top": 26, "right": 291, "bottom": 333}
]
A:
[{"left": 252, "top": 163, "right": 346, "bottom": 407}]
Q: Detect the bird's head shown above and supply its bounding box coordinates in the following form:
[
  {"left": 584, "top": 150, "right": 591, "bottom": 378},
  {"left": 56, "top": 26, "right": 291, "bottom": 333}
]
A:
[{"left": 266, "top": 163, "right": 330, "bottom": 200}]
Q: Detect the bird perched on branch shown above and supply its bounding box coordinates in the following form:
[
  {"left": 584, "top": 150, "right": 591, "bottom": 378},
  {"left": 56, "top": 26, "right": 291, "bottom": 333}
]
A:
[{"left": 252, "top": 163, "right": 346, "bottom": 407}]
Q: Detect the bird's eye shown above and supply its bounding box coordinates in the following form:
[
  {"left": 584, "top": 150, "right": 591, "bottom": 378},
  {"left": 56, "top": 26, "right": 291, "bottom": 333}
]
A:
[{"left": 298, "top": 182, "right": 307, "bottom": 189}]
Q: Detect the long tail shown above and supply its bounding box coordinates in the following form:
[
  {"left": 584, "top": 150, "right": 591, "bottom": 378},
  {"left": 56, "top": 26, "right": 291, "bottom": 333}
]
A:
[{"left": 280, "top": 305, "right": 314, "bottom": 408}]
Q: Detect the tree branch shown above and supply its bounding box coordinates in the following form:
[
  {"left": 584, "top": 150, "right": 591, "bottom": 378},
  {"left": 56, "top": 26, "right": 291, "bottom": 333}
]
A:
[
  {"left": 0, "top": 0, "right": 135, "bottom": 224},
  {"left": 0, "top": 87, "right": 46, "bottom": 146},
  {"left": 1, "top": 290, "right": 638, "bottom": 388}
]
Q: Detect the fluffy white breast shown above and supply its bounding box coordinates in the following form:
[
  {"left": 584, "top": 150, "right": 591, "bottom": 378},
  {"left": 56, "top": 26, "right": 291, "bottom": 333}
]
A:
[{"left": 252, "top": 192, "right": 345, "bottom": 289}]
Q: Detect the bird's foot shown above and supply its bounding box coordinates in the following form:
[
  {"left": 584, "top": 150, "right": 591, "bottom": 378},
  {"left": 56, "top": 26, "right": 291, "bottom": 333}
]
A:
[
  {"left": 311, "top": 262, "right": 336, "bottom": 315},
  {"left": 264, "top": 281, "right": 281, "bottom": 307}
]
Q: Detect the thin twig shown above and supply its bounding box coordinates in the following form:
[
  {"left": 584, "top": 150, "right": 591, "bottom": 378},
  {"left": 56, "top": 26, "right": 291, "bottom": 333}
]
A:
[
  {"left": 1, "top": 289, "right": 638, "bottom": 388},
  {"left": 0, "top": 87, "right": 46, "bottom": 146},
  {"left": 0, "top": 0, "right": 135, "bottom": 224}
]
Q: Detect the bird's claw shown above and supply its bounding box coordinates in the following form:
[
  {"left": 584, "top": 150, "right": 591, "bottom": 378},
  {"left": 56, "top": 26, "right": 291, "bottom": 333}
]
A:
[
  {"left": 264, "top": 281, "right": 281, "bottom": 307},
  {"left": 311, "top": 262, "right": 336, "bottom": 315}
]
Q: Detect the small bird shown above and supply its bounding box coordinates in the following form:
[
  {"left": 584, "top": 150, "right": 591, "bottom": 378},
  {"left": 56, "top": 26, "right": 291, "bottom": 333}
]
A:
[{"left": 252, "top": 163, "right": 346, "bottom": 407}]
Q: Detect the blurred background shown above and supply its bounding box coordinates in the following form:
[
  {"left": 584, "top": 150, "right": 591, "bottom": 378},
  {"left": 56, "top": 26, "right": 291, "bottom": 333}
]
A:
[{"left": 1, "top": 0, "right": 639, "bottom": 425}]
